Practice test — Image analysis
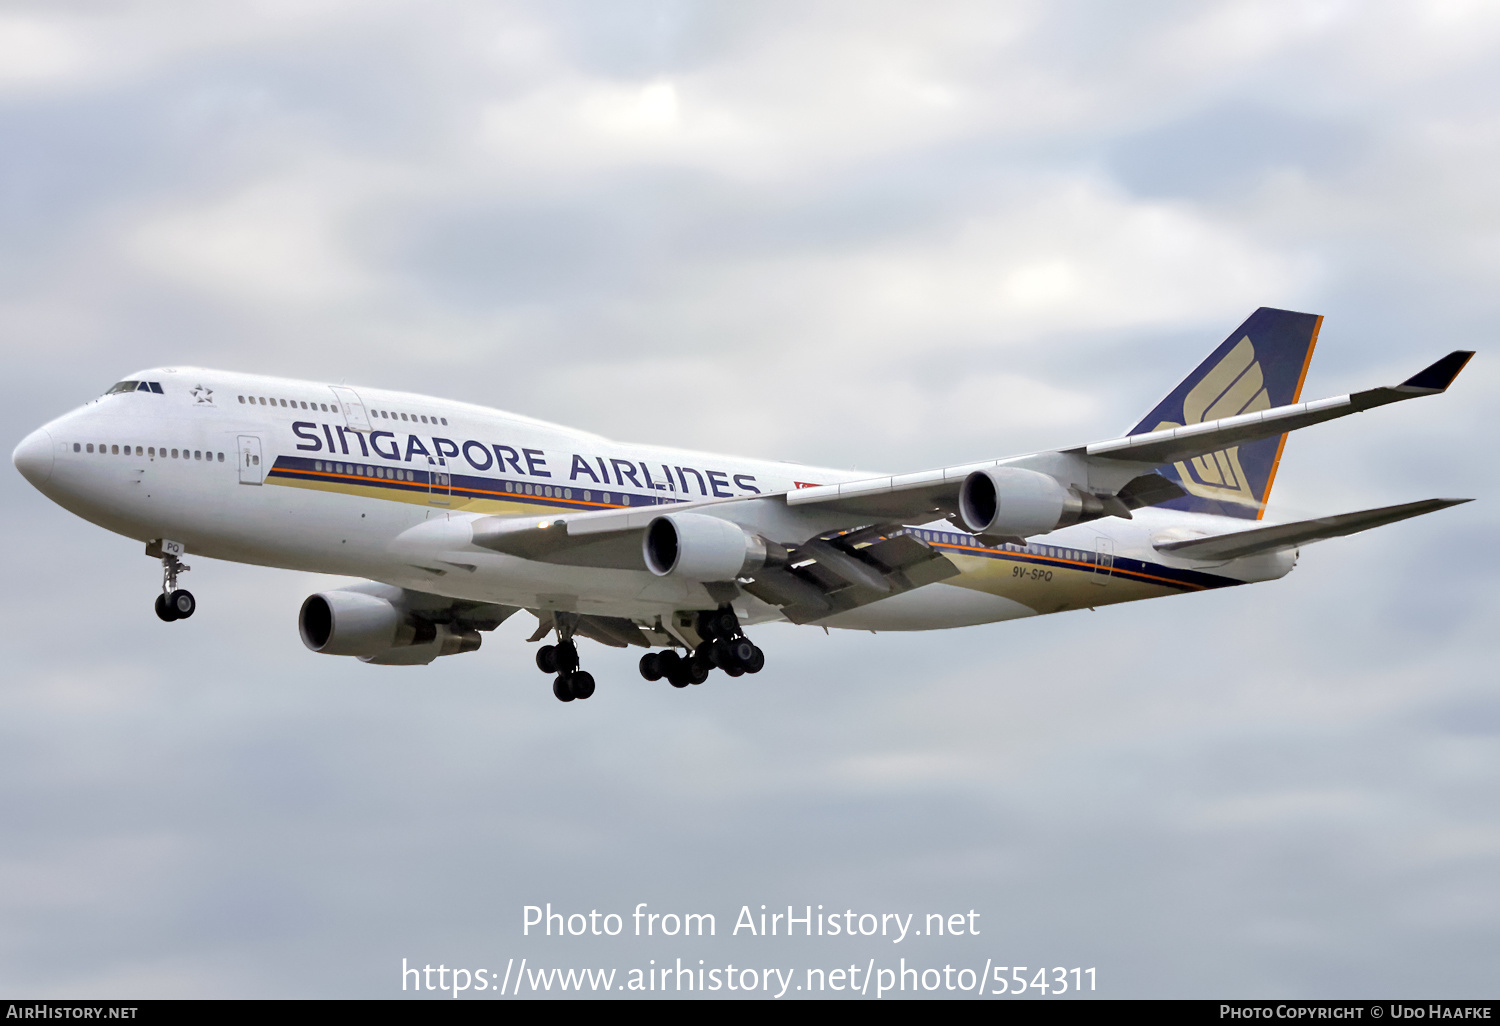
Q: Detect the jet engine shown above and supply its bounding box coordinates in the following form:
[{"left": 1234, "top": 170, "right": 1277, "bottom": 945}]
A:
[
  {"left": 643, "top": 512, "right": 776, "bottom": 581},
  {"left": 957, "top": 467, "right": 1091, "bottom": 539},
  {"left": 298, "top": 587, "right": 482, "bottom": 665}
]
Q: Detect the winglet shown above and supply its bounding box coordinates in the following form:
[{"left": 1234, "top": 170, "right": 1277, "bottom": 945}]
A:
[{"left": 1399, "top": 351, "right": 1474, "bottom": 394}]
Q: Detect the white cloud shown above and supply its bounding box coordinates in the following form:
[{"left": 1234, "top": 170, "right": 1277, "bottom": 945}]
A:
[
  {"left": 127, "top": 178, "right": 373, "bottom": 305},
  {"left": 0, "top": 14, "right": 87, "bottom": 89}
]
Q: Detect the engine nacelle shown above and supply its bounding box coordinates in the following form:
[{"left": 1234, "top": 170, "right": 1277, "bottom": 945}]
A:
[
  {"left": 300, "top": 591, "right": 403, "bottom": 656},
  {"left": 643, "top": 512, "right": 770, "bottom": 581},
  {"left": 299, "top": 589, "right": 482, "bottom": 664},
  {"left": 958, "top": 467, "right": 1081, "bottom": 539}
]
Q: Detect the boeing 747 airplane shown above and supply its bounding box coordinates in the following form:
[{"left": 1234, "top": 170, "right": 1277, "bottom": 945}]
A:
[{"left": 12, "top": 309, "right": 1473, "bottom": 702}]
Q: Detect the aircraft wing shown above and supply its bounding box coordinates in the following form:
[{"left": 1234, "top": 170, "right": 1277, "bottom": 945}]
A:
[
  {"left": 471, "top": 495, "right": 744, "bottom": 569},
  {"left": 471, "top": 504, "right": 961, "bottom": 623},
  {"left": 1152, "top": 497, "right": 1471, "bottom": 561},
  {"left": 784, "top": 350, "right": 1474, "bottom": 522},
  {"left": 461, "top": 350, "right": 1469, "bottom": 620}
]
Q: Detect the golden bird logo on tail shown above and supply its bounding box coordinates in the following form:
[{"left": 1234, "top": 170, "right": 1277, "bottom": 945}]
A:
[{"left": 1153, "top": 336, "right": 1269, "bottom": 508}]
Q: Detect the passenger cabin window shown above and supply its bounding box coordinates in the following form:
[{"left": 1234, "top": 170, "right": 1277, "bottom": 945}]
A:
[
  {"left": 238, "top": 396, "right": 245, "bottom": 403},
  {"left": 440, "top": 418, "right": 448, "bottom": 425},
  {"left": 105, "top": 381, "right": 138, "bottom": 395},
  {"left": 73, "top": 443, "right": 80, "bottom": 452},
  {"left": 86, "top": 444, "right": 93, "bottom": 453}
]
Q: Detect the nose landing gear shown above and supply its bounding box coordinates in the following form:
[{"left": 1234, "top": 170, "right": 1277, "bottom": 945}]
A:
[{"left": 150, "top": 540, "right": 195, "bottom": 622}]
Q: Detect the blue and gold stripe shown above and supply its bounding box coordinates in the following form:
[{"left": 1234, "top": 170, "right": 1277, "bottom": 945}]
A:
[{"left": 268, "top": 455, "right": 1239, "bottom": 593}]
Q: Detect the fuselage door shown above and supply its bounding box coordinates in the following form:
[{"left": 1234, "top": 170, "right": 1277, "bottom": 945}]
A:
[
  {"left": 1092, "top": 537, "right": 1114, "bottom": 584},
  {"left": 427, "top": 458, "right": 451, "bottom": 506},
  {"left": 329, "top": 386, "right": 371, "bottom": 432},
  {"left": 237, "top": 435, "right": 263, "bottom": 485}
]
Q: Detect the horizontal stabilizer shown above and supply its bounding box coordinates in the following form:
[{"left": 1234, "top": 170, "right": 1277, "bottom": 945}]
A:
[{"left": 1154, "top": 498, "right": 1471, "bottom": 561}]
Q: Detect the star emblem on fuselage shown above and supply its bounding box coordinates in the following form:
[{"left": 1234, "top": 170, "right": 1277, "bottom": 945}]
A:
[{"left": 191, "top": 384, "right": 214, "bottom": 404}]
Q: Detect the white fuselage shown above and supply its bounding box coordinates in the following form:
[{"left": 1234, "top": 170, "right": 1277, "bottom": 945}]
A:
[{"left": 14, "top": 366, "right": 1294, "bottom": 635}]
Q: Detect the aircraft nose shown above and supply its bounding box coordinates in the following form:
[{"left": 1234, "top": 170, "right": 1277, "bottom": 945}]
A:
[{"left": 12, "top": 427, "right": 55, "bottom": 487}]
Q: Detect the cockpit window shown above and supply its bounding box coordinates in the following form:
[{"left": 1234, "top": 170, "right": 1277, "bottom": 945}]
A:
[{"left": 105, "top": 381, "right": 139, "bottom": 395}]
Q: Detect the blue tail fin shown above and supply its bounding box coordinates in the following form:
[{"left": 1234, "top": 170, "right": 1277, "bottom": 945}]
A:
[{"left": 1129, "top": 307, "right": 1322, "bottom": 520}]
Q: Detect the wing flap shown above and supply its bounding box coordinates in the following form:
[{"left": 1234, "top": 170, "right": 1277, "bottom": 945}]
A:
[
  {"left": 1155, "top": 498, "right": 1471, "bottom": 561},
  {"left": 739, "top": 526, "right": 960, "bottom": 624}
]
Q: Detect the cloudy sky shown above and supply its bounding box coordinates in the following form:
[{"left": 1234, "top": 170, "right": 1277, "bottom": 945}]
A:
[{"left": 3, "top": 0, "right": 1497, "bottom": 999}]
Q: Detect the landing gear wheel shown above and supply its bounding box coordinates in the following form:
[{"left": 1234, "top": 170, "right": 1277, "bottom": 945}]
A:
[
  {"left": 658, "top": 651, "right": 689, "bottom": 688},
  {"left": 568, "top": 671, "right": 595, "bottom": 700},
  {"left": 687, "top": 655, "right": 711, "bottom": 686},
  {"left": 639, "top": 653, "right": 662, "bottom": 681},
  {"left": 709, "top": 639, "right": 733, "bottom": 668},
  {"left": 536, "top": 645, "right": 558, "bottom": 674},
  {"left": 555, "top": 640, "right": 579, "bottom": 674},
  {"left": 552, "top": 675, "right": 576, "bottom": 702},
  {"left": 729, "top": 638, "right": 755, "bottom": 665},
  {"left": 167, "top": 589, "right": 195, "bottom": 619},
  {"left": 155, "top": 593, "right": 177, "bottom": 622},
  {"left": 743, "top": 646, "right": 765, "bottom": 674},
  {"left": 723, "top": 665, "right": 744, "bottom": 678}
]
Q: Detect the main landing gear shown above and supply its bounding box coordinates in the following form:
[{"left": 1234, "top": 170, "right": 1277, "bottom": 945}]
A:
[
  {"left": 154, "top": 548, "right": 195, "bottom": 623},
  {"left": 536, "top": 628, "right": 596, "bottom": 703},
  {"left": 533, "top": 608, "right": 765, "bottom": 704},
  {"left": 637, "top": 607, "right": 765, "bottom": 689}
]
